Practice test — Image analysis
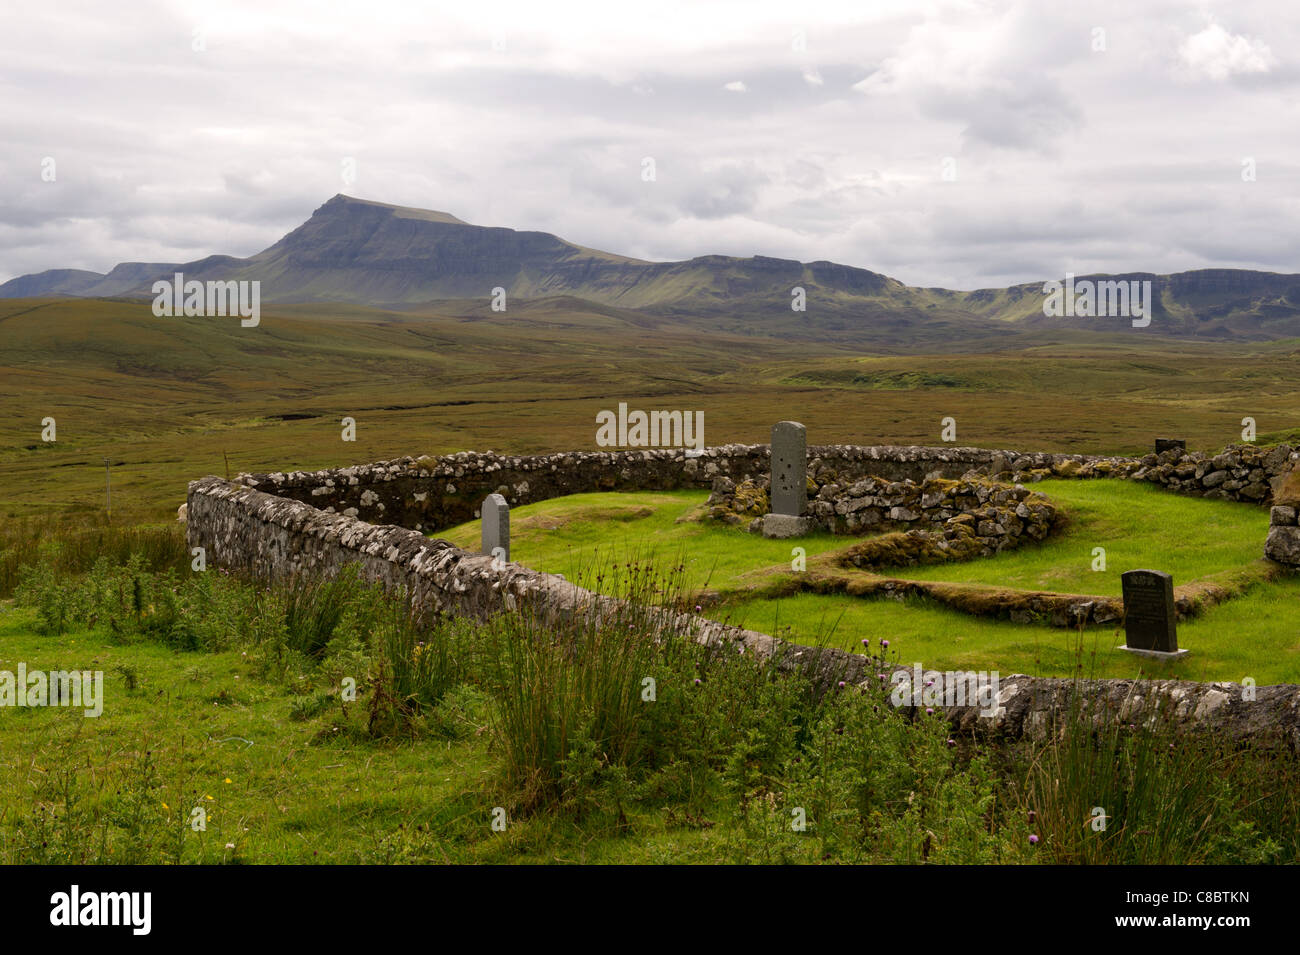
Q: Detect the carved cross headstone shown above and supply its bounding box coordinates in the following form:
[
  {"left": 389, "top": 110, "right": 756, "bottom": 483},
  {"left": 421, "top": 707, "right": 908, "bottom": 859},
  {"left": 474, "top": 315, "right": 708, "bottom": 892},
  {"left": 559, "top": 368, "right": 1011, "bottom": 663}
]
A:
[{"left": 770, "top": 421, "right": 807, "bottom": 517}]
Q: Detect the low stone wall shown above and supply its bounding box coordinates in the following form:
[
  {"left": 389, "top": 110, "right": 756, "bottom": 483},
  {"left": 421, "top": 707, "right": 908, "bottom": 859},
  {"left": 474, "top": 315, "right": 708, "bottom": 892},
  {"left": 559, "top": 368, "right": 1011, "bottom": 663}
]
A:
[
  {"left": 235, "top": 442, "right": 1299, "bottom": 538},
  {"left": 1264, "top": 468, "right": 1300, "bottom": 562},
  {"left": 236, "top": 444, "right": 1106, "bottom": 535},
  {"left": 1009, "top": 443, "right": 1297, "bottom": 504},
  {"left": 706, "top": 474, "right": 1057, "bottom": 566},
  {"left": 187, "top": 474, "right": 1300, "bottom": 746}
]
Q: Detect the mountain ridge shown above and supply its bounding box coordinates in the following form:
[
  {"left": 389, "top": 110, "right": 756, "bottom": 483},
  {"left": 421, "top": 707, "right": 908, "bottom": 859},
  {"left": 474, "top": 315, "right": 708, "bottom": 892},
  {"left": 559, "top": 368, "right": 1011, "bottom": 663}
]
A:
[{"left": 5, "top": 194, "right": 1300, "bottom": 342}]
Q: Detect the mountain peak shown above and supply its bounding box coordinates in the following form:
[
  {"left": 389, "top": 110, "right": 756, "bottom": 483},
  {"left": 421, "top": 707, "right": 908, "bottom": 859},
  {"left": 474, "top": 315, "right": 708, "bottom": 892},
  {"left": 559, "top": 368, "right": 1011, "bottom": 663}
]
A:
[{"left": 320, "top": 193, "right": 470, "bottom": 226}]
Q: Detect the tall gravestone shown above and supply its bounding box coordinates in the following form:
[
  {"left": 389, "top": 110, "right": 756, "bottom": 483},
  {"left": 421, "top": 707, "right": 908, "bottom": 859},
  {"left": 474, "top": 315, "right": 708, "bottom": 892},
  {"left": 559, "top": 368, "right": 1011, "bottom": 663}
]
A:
[
  {"left": 1119, "top": 569, "right": 1186, "bottom": 658},
  {"left": 760, "top": 421, "right": 812, "bottom": 538},
  {"left": 481, "top": 493, "right": 509, "bottom": 565}
]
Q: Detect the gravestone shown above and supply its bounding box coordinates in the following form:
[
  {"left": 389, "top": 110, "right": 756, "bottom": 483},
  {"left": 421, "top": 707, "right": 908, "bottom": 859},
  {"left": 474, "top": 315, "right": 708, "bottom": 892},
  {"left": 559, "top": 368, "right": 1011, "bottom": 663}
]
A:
[
  {"left": 761, "top": 421, "right": 812, "bottom": 538},
  {"left": 1119, "top": 569, "right": 1187, "bottom": 658},
  {"left": 481, "top": 493, "right": 509, "bottom": 564},
  {"left": 1154, "top": 438, "right": 1186, "bottom": 455}
]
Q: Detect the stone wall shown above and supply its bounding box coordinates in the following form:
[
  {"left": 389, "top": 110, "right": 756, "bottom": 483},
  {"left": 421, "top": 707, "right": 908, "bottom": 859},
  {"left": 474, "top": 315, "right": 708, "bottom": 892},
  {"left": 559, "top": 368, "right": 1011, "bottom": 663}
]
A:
[
  {"left": 235, "top": 442, "right": 1298, "bottom": 538},
  {"left": 706, "top": 474, "right": 1057, "bottom": 566},
  {"left": 1013, "top": 443, "right": 1297, "bottom": 504},
  {"left": 186, "top": 474, "right": 1300, "bottom": 746},
  {"left": 1264, "top": 468, "right": 1300, "bottom": 563},
  {"left": 238, "top": 445, "right": 1067, "bottom": 534}
]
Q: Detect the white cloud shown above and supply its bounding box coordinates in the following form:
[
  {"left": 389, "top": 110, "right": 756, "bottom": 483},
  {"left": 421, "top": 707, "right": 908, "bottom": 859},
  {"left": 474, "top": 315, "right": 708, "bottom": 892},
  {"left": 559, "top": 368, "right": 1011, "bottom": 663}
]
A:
[
  {"left": 3, "top": 0, "right": 1300, "bottom": 291},
  {"left": 723, "top": 80, "right": 748, "bottom": 92},
  {"left": 1180, "top": 22, "right": 1275, "bottom": 80}
]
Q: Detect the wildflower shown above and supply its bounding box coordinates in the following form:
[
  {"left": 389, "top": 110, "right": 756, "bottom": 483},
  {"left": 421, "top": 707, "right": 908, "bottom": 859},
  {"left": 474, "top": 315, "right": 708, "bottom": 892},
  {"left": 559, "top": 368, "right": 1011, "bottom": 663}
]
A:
[
  {"left": 224, "top": 777, "right": 232, "bottom": 784},
  {"left": 925, "top": 707, "right": 934, "bottom": 714},
  {"left": 1028, "top": 810, "right": 1037, "bottom": 823},
  {"left": 881, "top": 639, "right": 890, "bottom": 648},
  {"left": 837, "top": 681, "right": 845, "bottom": 689},
  {"left": 694, "top": 678, "right": 701, "bottom": 686},
  {"left": 946, "top": 738, "right": 955, "bottom": 746},
  {"left": 695, "top": 605, "right": 702, "bottom": 613},
  {"left": 1029, "top": 834, "right": 1039, "bottom": 845}
]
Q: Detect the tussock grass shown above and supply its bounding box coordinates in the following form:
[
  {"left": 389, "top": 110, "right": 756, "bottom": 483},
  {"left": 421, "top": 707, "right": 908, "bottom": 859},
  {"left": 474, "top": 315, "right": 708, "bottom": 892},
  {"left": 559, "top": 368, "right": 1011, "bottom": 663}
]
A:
[{"left": 1, "top": 549, "right": 1297, "bottom": 864}]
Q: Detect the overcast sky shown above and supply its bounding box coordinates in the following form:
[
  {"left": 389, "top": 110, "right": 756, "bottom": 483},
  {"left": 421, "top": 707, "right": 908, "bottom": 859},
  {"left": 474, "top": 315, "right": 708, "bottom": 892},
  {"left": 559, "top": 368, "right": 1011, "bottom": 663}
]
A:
[{"left": 2, "top": 0, "right": 1296, "bottom": 289}]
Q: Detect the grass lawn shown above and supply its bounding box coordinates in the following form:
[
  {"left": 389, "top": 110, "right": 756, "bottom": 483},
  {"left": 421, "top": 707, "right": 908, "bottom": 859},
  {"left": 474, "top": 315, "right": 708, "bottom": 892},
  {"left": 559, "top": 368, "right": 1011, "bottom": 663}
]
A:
[
  {"left": 435, "top": 489, "right": 845, "bottom": 594},
  {"left": 712, "top": 579, "right": 1300, "bottom": 684},
  {"left": 891, "top": 480, "right": 1270, "bottom": 596},
  {"left": 435, "top": 483, "right": 1298, "bottom": 683}
]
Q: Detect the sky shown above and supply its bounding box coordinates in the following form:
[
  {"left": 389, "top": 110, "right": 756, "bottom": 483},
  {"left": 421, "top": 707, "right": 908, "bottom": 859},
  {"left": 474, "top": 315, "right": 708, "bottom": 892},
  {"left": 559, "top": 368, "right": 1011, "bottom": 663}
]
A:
[{"left": 2, "top": 0, "right": 1296, "bottom": 289}]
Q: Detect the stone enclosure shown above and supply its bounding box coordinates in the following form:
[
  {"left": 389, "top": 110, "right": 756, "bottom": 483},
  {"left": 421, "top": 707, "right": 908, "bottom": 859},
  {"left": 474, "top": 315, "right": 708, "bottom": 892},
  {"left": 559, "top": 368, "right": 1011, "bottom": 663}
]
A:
[{"left": 187, "top": 438, "right": 1300, "bottom": 745}]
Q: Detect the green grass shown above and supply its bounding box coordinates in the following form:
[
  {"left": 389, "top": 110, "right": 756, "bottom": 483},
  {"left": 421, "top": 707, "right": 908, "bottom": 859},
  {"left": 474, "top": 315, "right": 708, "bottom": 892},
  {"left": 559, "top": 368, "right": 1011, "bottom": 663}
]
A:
[
  {"left": 434, "top": 485, "right": 1297, "bottom": 683},
  {"left": 890, "top": 480, "right": 1271, "bottom": 595},
  {"left": 6, "top": 296, "right": 1300, "bottom": 528},
  {"left": 2, "top": 556, "right": 1295, "bottom": 865},
  {"left": 711, "top": 580, "right": 1300, "bottom": 683},
  {"left": 435, "top": 489, "right": 844, "bottom": 594}
]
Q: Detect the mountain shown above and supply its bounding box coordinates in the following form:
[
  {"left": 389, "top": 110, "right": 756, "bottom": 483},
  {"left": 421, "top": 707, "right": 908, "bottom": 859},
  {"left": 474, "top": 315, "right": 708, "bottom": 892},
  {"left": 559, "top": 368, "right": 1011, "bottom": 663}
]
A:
[{"left": 5, "top": 194, "right": 1300, "bottom": 342}]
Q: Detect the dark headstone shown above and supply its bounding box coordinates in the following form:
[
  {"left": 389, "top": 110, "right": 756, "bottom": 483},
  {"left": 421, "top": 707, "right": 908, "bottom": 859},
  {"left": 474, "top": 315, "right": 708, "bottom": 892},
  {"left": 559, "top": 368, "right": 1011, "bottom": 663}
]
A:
[
  {"left": 1121, "top": 569, "right": 1178, "bottom": 653},
  {"left": 1154, "top": 438, "right": 1185, "bottom": 455}
]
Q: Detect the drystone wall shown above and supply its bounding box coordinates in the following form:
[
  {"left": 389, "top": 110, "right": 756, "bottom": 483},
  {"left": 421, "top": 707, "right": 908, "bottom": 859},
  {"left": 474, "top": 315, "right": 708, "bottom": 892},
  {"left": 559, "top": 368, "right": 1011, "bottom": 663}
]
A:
[
  {"left": 233, "top": 441, "right": 1300, "bottom": 537},
  {"left": 187, "top": 472, "right": 1300, "bottom": 746},
  {"left": 237, "top": 445, "right": 1055, "bottom": 534},
  {"left": 706, "top": 473, "right": 1057, "bottom": 565},
  {"left": 1025, "top": 442, "right": 1298, "bottom": 503},
  {"left": 1264, "top": 467, "right": 1300, "bottom": 563},
  {"left": 235, "top": 442, "right": 1299, "bottom": 538}
]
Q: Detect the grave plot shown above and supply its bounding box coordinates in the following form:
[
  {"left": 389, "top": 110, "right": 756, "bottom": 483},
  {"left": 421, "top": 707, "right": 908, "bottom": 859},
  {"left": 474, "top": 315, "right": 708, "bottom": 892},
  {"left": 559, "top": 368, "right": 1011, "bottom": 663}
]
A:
[
  {"left": 191, "top": 426, "right": 1300, "bottom": 687},
  {"left": 426, "top": 477, "right": 1292, "bottom": 681}
]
